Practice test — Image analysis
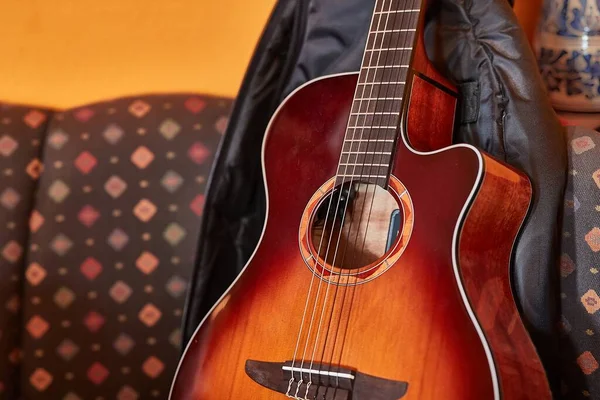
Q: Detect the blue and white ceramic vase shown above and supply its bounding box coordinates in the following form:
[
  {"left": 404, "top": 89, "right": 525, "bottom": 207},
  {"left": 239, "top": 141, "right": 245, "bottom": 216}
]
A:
[{"left": 536, "top": 0, "right": 600, "bottom": 111}]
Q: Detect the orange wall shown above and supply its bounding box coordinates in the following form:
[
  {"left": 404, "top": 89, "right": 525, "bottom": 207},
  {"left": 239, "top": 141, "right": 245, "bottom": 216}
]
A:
[
  {"left": 0, "top": 0, "right": 276, "bottom": 109},
  {"left": 0, "top": 1, "right": 540, "bottom": 109}
]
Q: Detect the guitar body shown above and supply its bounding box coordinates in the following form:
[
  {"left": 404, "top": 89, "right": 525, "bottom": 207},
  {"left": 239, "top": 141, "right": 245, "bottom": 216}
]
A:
[
  {"left": 169, "top": 73, "right": 551, "bottom": 399},
  {"left": 171, "top": 1, "right": 551, "bottom": 397}
]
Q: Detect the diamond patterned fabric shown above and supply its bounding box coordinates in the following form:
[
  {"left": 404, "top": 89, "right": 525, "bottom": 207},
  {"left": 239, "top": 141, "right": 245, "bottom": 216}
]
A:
[
  {"left": 1, "top": 100, "right": 600, "bottom": 399},
  {"left": 560, "top": 128, "right": 600, "bottom": 399},
  {"left": 0, "top": 95, "right": 230, "bottom": 399},
  {"left": 0, "top": 105, "right": 51, "bottom": 398}
]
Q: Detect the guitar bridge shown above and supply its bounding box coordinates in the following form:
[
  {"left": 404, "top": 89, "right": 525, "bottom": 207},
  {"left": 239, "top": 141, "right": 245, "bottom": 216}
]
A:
[{"left": 245, "top": 360, "right": 408, "bottom": 399}]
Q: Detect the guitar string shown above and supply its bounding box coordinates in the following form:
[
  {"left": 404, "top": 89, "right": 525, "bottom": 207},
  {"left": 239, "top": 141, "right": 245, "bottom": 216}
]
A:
[
  {"left": 300, "top": 4, "right": 398, "bottom": 397},
  {"left": 340, "top": 0, "right": 421, "bottom": 330},
  {"left": 317, "top": 1, "right": 420, "bottom": 392},
  {"left": 290, "top": 0, "right": 421, "bottom": 396},
  {"left": 321, "top": 21, "right": 412, "bottom": 397},
  {"left": 328, "top": 1, "right": 422, "bottom": 390},
  {"left": 294, "top": 1, "right": 396, "bottom": 397},
  {"left": 286, "top": 108, "right": 350, "bottom": 394},
  {"left": 323, "top": 0, "right": 419, "bottom": 391},
  {"left": 302, "top": 0, "right": 405, "bottom": 397},
  {"left": 313, "top": 0, "right": 411, "bottom": 384},
  {"left": 287, "top": 1, "right": 393, "bottom": 397}
]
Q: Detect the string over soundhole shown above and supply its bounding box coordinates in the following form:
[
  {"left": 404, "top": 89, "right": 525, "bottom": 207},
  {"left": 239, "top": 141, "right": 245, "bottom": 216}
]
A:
[
  {"left": 311, "top": 182, "right": 399, "bottom": 270},
  {"left": 298, "top": 176, "right": 414, "bottom": 286}
]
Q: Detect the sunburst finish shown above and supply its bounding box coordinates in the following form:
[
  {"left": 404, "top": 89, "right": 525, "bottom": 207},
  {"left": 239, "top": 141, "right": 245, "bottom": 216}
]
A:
[
  {"left": 169, "top": 73, "right": 550, "bottom": 399},
  {"left": 170, "top": 0, "right": 551, "bottom": 398}
]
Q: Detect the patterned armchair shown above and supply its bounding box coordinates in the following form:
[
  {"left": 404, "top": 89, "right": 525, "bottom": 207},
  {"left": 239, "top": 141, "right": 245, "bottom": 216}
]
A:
[
  {"left": 0, "top": 105, "right": 48, "bottom": 398},
  {"left": 560, "top": 128, "right": 600, "bottom": 399},
  {"left": 2, "top": 95, "right": 600, "bottom": 400},
  {"left": 0, "top": 95, "right": 231, "bottom": 399}
]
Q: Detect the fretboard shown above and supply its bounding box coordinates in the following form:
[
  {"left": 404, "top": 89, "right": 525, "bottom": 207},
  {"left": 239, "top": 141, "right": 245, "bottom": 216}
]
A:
[{"left": 337, "top": 0, "right": 422, "bottom": 188}]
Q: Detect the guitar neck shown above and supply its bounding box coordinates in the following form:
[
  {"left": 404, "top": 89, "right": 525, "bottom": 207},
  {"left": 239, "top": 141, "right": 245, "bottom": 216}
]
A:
[{"left": 337, "top": 0, "right": 423, "bottom": 188}]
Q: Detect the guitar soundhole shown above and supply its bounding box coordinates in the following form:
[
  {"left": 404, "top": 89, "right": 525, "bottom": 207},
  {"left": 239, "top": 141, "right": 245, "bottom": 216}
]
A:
[
  {"left": 310, "top": 182, "right": 401, "bottom": 270},
  {"left": 299, "top": 176, "right": 414, "bottom": 285}
]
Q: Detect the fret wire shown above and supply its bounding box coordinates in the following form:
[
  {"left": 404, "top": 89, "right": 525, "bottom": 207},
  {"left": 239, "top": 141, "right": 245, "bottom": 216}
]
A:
[
  {"left": 374, "top": 0, "right": 421, "bottom": 12},
  {"left": 357, "top": 81, "right": 406, "bottom": 85},
  {"left": 349, "top": 114, "right": 400, "bottom": 120},
  {"left": 366, "top": 47, "right": 412, "bottom": 52},
  {"left": 339, "top": 156, "right": 392, "bottom": 162},
  {"left": 348, "top": 122, "right": 399, "bottom": 130},
  {"left": 343, "top": 140, "right": 395, "bottom": 149},
  {"left": 340, "top": 163, "right": 389, "bottom": 167},
  {"left": 349, "top": 115, "right": 400, "bottom": 120},
  {"left": 343, "top": 141, "right": 395, "bottom": 146},
  {"left": 342, "top": 151, "right": 392, "bottom": 155},
  {"left": 349, "top": 110, "right": 400, "bottom": 115},
  {"left": 347, "top": 126, "right": 397, "bottom": 129},
  {"left": 350, "top": 112, "right": 399, "bottom": 116},
  {"left": 355, "top": 97, "right": 402, "bottom": 101},
  {"left": 343, "top": 139, "right": 395, "bottom": 145},
  {"left": 353, "top": 98, "right": 400, "bottom": 109},
  {"left": 345, "top": 139, "right": 395, "bottom": 142},
  {"left": 370, "top": 29, "right": 416, "bottom": 34},
  {"left": 361, "top": 65, "right": 409, "bottom": 69},
  {"left": 374, "top": 9, "right": 420, "bottom": 15},
  {"left": 338, "top": 174, "right": 388, "bottom": 179},
  {"left": 339, "top": 159, "right": 392, "bottom": 166}
]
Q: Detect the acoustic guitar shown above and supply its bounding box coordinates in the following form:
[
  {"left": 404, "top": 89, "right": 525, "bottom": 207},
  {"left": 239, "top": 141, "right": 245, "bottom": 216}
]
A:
[{"left": 170, "top": 0, "right": 551, "bottom": 398}]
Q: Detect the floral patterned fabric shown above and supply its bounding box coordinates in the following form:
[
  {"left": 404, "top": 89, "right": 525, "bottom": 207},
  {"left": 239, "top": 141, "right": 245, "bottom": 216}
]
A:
[
  {"left": 0, "top": 95, "right": 231, "bottom": 399},
  {"left": 0, "top": 105, "right": 51, "bottom": 398},
  {"left": 560, "top": 127, "right": 600, "bottom": 399}
]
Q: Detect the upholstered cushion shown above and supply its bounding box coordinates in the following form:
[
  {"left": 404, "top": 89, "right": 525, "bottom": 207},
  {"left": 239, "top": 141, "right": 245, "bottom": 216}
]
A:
[
  {"left": 560, "top": 127, "right": 600, "bottom": 399},
  {"left": 14, "top": 95, "right": 230, "bottom": 399},
  {"left": 0, "top": 104, "right": 51, "bottom": 398}
]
